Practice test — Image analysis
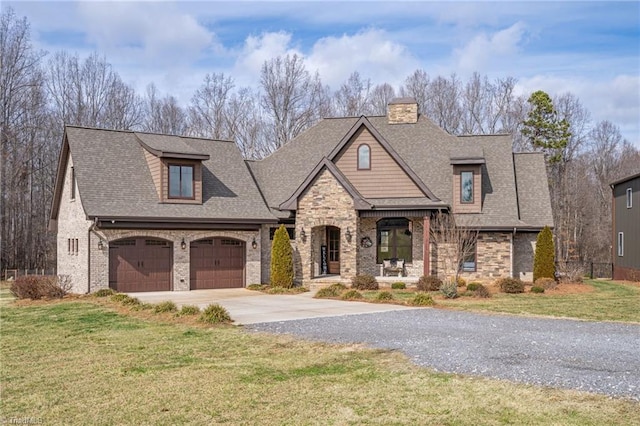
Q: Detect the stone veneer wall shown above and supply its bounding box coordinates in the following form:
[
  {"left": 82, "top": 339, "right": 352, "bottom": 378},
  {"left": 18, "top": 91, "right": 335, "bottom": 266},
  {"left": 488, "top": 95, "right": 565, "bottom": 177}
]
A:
[
  {"left": 513, "top": 232, "right": 537, "bottom": 281},
  {"left": 296, "top": 169, "right": 358, "bottom": 283},
  {"left": 436, "top": 232, "right": 512, "bottom": 282},
  {"left": 89, "top": 229, "right": 262, "bottom": 292},
  {"left": 56, "top": 155, "right": 93, "bottom": 294},
  {"left": 388, "top": 101, "right": 418, "bottom": 124},
  {"left": 260, "top": 224, "right": 301, "bottom": 285}
]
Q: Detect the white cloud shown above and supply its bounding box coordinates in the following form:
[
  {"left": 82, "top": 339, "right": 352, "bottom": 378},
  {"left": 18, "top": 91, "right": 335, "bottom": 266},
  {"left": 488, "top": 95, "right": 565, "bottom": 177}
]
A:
[
  {"left": 76, "top": 2, "right": 217, "bottom": 67},
  {"left": 306, "top": 29, "right": 419, "bottom": 88},
  {"left": 454, "top": 22, "right": 528, "bottom": 73}
]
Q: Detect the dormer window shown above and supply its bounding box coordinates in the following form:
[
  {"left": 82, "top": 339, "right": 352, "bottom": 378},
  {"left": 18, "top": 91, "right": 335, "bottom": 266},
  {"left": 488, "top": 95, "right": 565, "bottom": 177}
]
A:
[
  {"left": 461, "top": 171, "right": 474, "bottom": 203},
  {"left": 169, "top": 164, "right": 194, "bottom": 199},
  {"left": 357, "top": 144, "right": 370, "bottom": 170}
]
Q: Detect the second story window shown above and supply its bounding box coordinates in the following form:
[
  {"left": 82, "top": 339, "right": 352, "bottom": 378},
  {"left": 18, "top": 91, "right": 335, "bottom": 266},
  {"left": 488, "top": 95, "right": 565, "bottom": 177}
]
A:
[
  {"left": 461, "top": 171, "right": 473, "bottom": 203},
  {"left": 627, "top": 188, "right": 633, "bottom": 208},
  {"left": 357, "top": 144, "right": 370, "bottom": 170},
  {"left": 70, "top": 166, "right": 76, "bottom": 200},
  {"left": 169, "top": 165, "right": 194, "bottom": 199}
]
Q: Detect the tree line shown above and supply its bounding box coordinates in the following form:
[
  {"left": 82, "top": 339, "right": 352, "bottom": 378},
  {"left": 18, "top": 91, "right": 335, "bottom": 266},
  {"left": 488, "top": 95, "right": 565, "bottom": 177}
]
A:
[{"left": 1, "top": 7, "right": 638, "bottom": 271}]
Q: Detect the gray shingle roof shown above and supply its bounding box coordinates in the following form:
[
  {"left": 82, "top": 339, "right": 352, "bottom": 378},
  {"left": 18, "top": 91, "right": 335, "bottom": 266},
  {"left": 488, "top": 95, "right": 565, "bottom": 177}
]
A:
[
  {"left": 65, "top": 126, "right": 275, "bottom": 222},
  {"left": 250, "top": 115, "right": 553, "bottom": 229},
  {"left": 513, "top": 152, "right": 554, "bottom": 228}
]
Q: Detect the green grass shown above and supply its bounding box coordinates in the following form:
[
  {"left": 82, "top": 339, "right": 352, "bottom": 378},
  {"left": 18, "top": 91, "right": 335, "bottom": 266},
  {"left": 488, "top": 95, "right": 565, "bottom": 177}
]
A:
[
  {"left": 1, "top": 300, "right": 638, "bottom": 425},
  {"left": 437, "top": 280, "right": 640, "bottom": 323}
]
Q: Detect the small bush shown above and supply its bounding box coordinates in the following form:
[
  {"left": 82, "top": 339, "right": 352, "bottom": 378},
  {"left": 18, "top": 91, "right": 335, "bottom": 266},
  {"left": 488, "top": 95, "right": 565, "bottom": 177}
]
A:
[
  {"left": 122, "top": 296, "right": 141, "bottom": 306},
  {"left": 439, "top": 280, "right": 458, "bottom": 299},
  {"left": 466, "top": 282, "right": 481, "bottom": 291},
  {"left": 474, "top": 284, "right": 491, "bottom": 298},
  {"left": 416, "top": 275, "right": 442, "bottom": 292},
  {"left": 10, "top": 276, "right": 67, "bottom": 300},
  {"left": 497, "top": 277, "right": 525, "bottom": 294},
  {"left": 341, "top": 289, "right": 363, "bottom": 300},
  {"left": 178, "top": 305, "right": 201, "bottom": 316},
  {"left": 391, "top": 282, "right": 406, "bottom": 290},
  {"left": 375, "top": 291, "right": 394, "bottom": 301},
  {"left": 411, "top": 293, "right": 435, "bottom": 306},
  {"left": 153, "top": 301, "right": 177, "bottom": 313},
  {"left": 111, "top": 293, "right": 133, "bottom": 303},
  {"left": 199, "top": 304, "right": 232, "bottom": 324},
  {"left": 315, "top": 287, "right": 342, "bottom": 298},
  {"left": 535, "top": 277, "right": 557, "bottom": 290},
  {"left": 94, "top": 288, "right": 116, "bottom": 297},
  {"left": 531, "top": 286, "right": 545, "bottom": 294},
  {"left": 134, "top": 303, "right": 155, "bottom": 311},
  {"left": 456, "top": 277, "right": 467, "bottom": 287},
  {"left": 351, "top": 274, "right": 378, "bottom": 290},
  {"left": 247, "top": 284, "right": 267, "bottom": 291},
  {"left": 328, "top": 283, "right": 347, "bottom": 291}
]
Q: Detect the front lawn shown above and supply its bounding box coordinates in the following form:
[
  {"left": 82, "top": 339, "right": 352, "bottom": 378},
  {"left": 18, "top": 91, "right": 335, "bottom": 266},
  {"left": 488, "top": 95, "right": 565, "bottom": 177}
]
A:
[{"left": 1, "top": 300, "right": 638, "bottom": 425}]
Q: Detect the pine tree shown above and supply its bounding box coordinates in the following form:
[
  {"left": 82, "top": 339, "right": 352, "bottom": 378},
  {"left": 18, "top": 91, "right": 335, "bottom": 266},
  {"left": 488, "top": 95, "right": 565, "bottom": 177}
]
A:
[
  {"left": 270, "top": 225, "right": 294, "bottom": 288},
  {"left": 521, "top": 90, "right": 571, "bottom": 163},
  {"left": 533, "top": 226, "right": 555, "bottom": 281}
]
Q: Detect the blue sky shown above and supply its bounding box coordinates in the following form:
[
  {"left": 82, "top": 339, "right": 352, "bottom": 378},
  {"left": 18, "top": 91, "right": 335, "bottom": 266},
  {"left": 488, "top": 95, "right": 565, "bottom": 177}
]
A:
[{"left": 7, "top": 1, "right": 640, "bottom": 145}]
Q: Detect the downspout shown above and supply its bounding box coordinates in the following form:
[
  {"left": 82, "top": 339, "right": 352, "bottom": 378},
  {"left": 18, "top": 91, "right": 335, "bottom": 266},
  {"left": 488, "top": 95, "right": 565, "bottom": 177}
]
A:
[{"left": 511, "top": 227, "right": 516, "bottom": 279}]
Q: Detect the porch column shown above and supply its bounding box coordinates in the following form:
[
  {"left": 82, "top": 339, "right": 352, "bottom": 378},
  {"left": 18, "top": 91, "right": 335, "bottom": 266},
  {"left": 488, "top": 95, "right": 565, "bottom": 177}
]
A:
[{"left": 423, "top": 215, "right": 430, "bottom": 276}]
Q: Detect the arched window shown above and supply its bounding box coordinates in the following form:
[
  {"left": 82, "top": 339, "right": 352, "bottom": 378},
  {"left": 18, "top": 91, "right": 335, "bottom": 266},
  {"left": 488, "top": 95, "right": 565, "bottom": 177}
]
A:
[
  {"left": 377, "top": 218, "right": 412, "bottom": 263},
  {"left": 357, "top": 144, "right": 370, "bottom": 170}
]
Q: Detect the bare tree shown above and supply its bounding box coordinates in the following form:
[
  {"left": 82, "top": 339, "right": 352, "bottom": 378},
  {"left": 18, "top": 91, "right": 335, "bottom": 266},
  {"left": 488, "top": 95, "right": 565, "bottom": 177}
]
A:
[
  {"left": 430, "top": 212, "right": 479, "bottom": 283},
  {"left": 369, "top": 83, "right": 396, "bottom": 115},
  {"left": 399, "top": 69, "right": 430, "bottom": 114},
  {"left": 225, "top": 87, "right": 269, "bottom": 159},
  {"left": 187, "top": 73, "right": 234, "bottom": 139},
  {"left": 142, "top": 83, "right": 187, "bottom": 135},
  {"left": 260, "top": 54, "right": 325, "bottom": 149},
  {"left": 333, "top": 71, "right": 372, "bottom": 116},
  {"left": 426, "top": 74, "right": 462, "bottom": 134}
]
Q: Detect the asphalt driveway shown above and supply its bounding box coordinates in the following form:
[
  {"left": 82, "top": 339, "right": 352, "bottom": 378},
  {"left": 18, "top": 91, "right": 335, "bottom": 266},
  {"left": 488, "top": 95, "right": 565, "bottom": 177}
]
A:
[
  {"left": 129, "top": 289, "right": 417, "bottom": 324},
  {"left": 250, "top": 309, "right": 640, "bottom": 400}
]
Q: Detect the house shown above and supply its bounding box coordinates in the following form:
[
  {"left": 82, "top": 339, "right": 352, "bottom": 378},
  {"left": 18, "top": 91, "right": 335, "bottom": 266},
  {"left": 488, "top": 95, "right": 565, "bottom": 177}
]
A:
[
  {"left": 50, "top": 98, "right": 553, "bottom": 293},
  {"left": 611, "top": 172, "right": 640, "bottom": 281}
]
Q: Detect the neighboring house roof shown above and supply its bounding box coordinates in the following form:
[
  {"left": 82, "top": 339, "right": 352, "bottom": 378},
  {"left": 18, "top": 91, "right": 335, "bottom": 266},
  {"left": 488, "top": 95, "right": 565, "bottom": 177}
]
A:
[
  {"left": 51, "top": 126, "right": 276, "bottom": 225},
  {"left": 610, "top": 172, "right": 640, "bottom": 187}
]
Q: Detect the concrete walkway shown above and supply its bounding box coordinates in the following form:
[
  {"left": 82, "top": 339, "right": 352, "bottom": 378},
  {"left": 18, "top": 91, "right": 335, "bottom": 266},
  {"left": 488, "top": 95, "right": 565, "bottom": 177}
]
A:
[{"left": 129, "top": 289, "right": 418, "bottom": 324}]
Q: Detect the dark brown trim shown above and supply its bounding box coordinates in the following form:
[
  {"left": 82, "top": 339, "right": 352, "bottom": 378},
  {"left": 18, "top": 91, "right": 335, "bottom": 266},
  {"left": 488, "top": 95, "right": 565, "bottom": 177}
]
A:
[
  {"left": 450, "top": 158, "right": 485, "bottom": 165},
  {"left": 460, "top": 170, "right": 474, "bottom": 204},
  {"left": 70, "top": 166, "right": 76, "bottom": 200},
  {"left": 279, "top": 157, "right": 372, "bottom": 211},
  {"left": 423, "top": 215, "right": 430, "bottom": 276},
  {"left": 357, "top": 143, "right": 371, "bottom": 170},
  {"left": 98, "top": 221, "right": 263, "bottom": 231},
  {"left": 49, "top": 130, "right": 71, "bottom": 224},
  {"left": 327, "top": 116, "right": 441, "bottom": 201}
]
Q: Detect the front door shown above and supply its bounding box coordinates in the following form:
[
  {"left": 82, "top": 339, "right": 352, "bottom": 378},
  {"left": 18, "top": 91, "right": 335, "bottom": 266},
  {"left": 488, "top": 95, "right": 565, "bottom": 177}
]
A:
[{"left": 327, "top": 227, "right": 340, "bottom": 274}]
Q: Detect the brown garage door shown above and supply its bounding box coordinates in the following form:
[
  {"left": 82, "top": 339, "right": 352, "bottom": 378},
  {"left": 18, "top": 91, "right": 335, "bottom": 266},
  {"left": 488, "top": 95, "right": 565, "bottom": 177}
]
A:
[
  {"left": 109, "top": 238, "right": 172, "bottom": 292},
  {"left": 190, "top": 238, "right": 245, "bottom": 289}
]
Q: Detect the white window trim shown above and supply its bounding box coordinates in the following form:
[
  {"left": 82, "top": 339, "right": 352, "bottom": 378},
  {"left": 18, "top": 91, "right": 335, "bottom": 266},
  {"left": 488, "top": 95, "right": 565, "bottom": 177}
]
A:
[
  {"left": 617, "top": 232, "right": 624, "bottom": 257},
  {"left": 627, "top": 188, "right": 632, "bottom": 208}
]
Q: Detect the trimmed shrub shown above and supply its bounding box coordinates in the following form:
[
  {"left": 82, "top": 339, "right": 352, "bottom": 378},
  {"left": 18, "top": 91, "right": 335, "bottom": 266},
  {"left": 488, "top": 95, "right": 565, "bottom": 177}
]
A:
[
  {"left": 314, "top": 287, "right": 341, "bottom": 298},
  {"left": 391, "top": 282, "right": 406, "bottom": 290},
  {"left": 351, "top": 274, "right": 378, "bottom": 290},
  {"left": 411, "top": 293, "right": 435, "bottom": 306},
  {"left": 121, "top": 296, "right": 141, "bottom": 306},
  {"left": 111, "top": 293, "right": 133, "bottom": 303},
  {"left": 474, "top": 284, "right": 491, "bottom": 298},
  {"left": 456, "top": 276, "right": 467, "bottom": 287},
  {"left": 535, "top": 277, "right": 557, "bottom": 290},
  {"left": 328, "top": 283, "right": 347, "bottom": 291},
  {"left": 199, "top": 304, "right": 232, "bottom": 324},
  {"left": 178, "top": 305, "right": 201, "bottom": 316},
  {"left": 439, "top": 280, "right": 458, "bottom": 299},
  {"left": 416, "top": 275, "right": 442, "bottom": 292},
  {"left": 466, "top": 282, "right": 481, "bottom": 291},
  {"left": 531, "top": 286, "right": 545, "bottom": 294},
  {"left": 94, "top": 288, "right": 116, "bottom": 297},
  {"left": 247, "top": 284, "right": 267, "bottom": 291},
  {"left": 153, "top": 301, "right": 177, "bottom": 313},
  {"left": 533, "top": 226, "right": 555, "bottom": 281},
  {"left": 270, "top": 225, "right": 294, "bottom": 288},
  {"left": 375, "top": 291, "right": 394, "bottom": 301},
  {"left": 341, "top": 290, "right": 363, "bottom": 300},
  {"left": 497, "top": 277, "right": 525, "bottom": 294},
  {"left": 10, "top": 276, "right": 67, "bottom": 300}
]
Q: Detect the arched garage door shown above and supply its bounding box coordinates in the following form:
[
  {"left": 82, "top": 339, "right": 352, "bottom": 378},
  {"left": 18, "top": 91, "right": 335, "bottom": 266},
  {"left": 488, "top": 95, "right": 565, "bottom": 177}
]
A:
[
  {"left": 190, "top": 238, "right": 245, "bottom": 289},
  {"left": 109, "top": 238, "right": 172, "bottom": 292}
]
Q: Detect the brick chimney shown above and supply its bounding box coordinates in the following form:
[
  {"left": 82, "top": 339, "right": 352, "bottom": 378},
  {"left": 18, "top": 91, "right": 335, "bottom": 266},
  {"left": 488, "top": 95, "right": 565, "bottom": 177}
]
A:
[{"left": 388, "top": 97, "right": 418, "bottom": 124}]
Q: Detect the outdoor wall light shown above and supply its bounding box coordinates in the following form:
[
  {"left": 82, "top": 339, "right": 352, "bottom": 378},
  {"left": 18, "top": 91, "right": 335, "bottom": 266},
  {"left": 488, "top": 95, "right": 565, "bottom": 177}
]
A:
[
  {"left": 181, "top": 238, "right": 187, "bottom": 250},
  {"left": 252, "top": 237, "right": 258, "bottom": 249},
  {"left": 345, "top": 227, "right": 352, "bottom": 241},
  {"left": 300, "top": 228, "right": 306, "bottom": 239},
  {"left": 98, "top": 239, "right": 105, "bottom": 250}
]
